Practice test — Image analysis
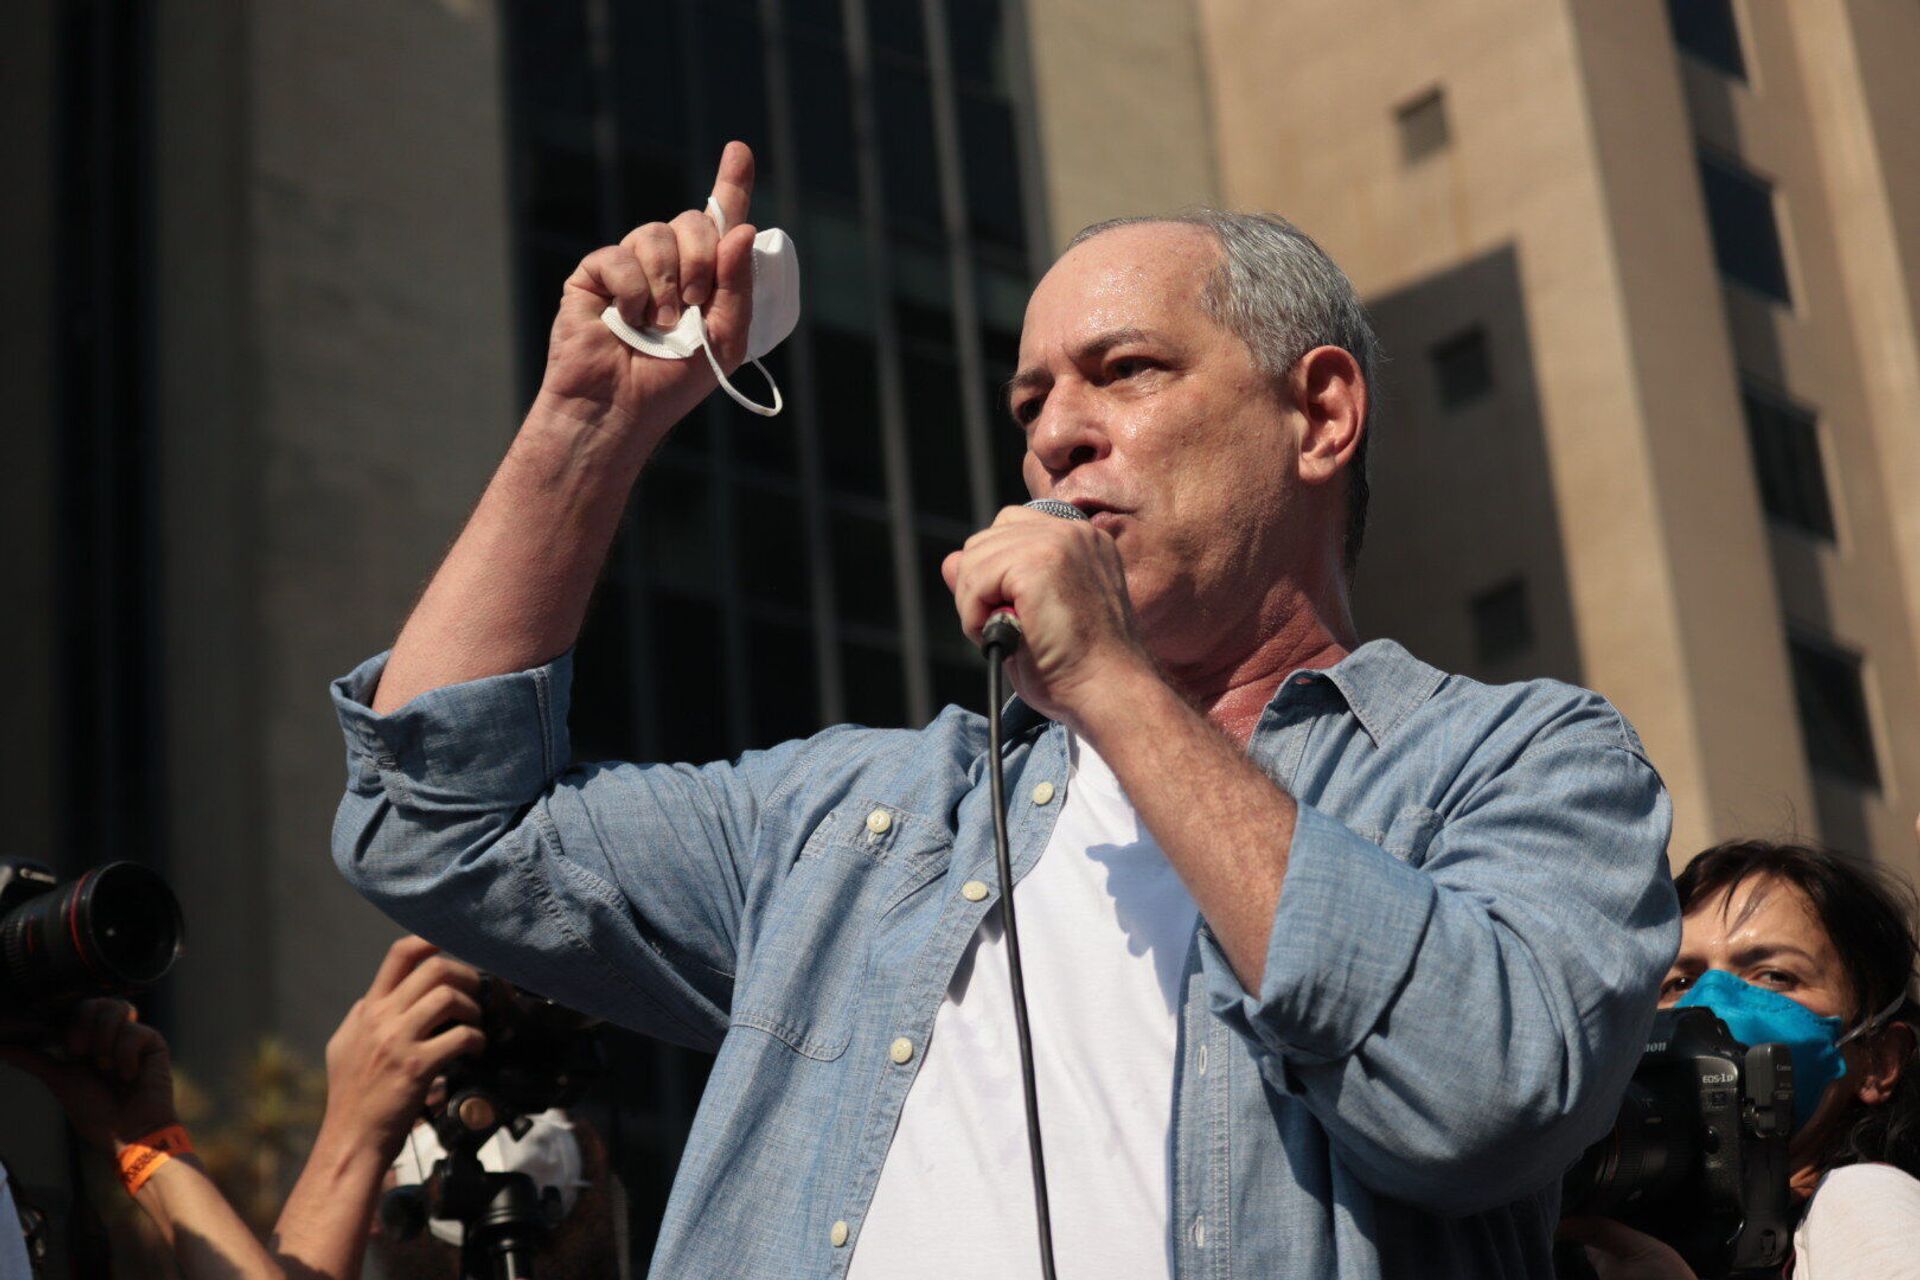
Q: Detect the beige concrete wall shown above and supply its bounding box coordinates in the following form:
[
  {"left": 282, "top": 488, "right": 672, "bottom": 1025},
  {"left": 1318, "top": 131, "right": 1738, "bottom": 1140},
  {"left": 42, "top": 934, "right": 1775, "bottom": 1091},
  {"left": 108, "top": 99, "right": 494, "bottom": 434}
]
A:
[
  {"left": 1565, "top": 1, "right": 1814, "bottom": 858},
  {"left": 1022, "top": 0, "right": 1220, "bottom": 253},
  {"left": 151, "top": 0, "right": 521, "bottom": 1076},
  {"left": 1194, "top": 0, "right": 1774, "bottom": 857}
]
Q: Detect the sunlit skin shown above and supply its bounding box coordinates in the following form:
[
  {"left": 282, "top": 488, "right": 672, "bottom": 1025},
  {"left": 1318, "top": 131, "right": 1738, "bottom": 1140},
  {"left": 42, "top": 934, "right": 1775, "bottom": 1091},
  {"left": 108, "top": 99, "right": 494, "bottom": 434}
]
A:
[
  {"left": 943, "top": 221, "right": 1362, "bottom": 740},
  {"left": 1660, "top": 875, "right": 1911, "bottom": 1199},
  {"left": 937, "top": 220, "right": 1369, "bottom": 987}
]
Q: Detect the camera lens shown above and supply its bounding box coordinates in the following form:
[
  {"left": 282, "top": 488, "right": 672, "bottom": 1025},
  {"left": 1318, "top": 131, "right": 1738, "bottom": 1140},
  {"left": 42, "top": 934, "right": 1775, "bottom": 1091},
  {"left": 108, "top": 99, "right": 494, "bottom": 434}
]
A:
[
  {"left": 1562, "top": 1076, "right": 1697, "bottom": 1215},
  {"left": 0, "top": 862, "right": 184, "bottom": 1009}
]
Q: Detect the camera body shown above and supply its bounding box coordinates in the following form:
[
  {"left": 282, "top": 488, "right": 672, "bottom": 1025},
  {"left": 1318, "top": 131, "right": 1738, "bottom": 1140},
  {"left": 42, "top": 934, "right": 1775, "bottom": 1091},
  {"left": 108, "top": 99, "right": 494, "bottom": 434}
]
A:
[
  {"left": 1563, "top": 1006, "right": 1796, "bottom": 1277},
  {"left": 0, "top": 857, "right": 183, "bottom": 1015}
]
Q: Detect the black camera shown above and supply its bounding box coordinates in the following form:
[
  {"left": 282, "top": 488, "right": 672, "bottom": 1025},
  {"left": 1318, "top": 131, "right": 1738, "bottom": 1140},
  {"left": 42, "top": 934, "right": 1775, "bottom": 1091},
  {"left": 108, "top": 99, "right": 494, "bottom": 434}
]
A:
[
  {"left": 381, "top": 977, "right": 602, "bottom": 1280},
  {"left": 1561, "top": 1006, "right": 1796, "bottom": 1278},
  {"left": 0, "top": 858, "right": 184, "bottom": 1016}
]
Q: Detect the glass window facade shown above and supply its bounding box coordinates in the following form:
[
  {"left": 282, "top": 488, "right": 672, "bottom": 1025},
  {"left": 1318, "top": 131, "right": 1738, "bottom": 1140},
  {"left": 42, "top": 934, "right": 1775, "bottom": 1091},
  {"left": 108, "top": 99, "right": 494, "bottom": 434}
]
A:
[
  {"left": 1740, "top": 381, "right": 1835, "bottom": 541},
  {"left": 500, "top": 0, "right": 1043, "bottom": 1259},
  {"left": 1666, "top": 0, "right": 1746, "bottom": 79},
  {"left": 1787, "top": 635, "right": 1880, "bottom": 789},
  {"left": 1698, "top": 149, "right": 1792, "bottom": 304}
]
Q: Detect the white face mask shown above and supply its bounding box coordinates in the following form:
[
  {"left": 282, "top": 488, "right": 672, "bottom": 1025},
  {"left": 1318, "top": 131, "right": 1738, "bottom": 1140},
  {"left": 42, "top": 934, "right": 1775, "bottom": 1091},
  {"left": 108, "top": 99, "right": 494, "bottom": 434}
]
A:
[
  {"left": 600, "top": 196, "right": 801, "bottom": 417},
  {"left": 389, "top": 1109, "right": 590, "bottom": 1247}
]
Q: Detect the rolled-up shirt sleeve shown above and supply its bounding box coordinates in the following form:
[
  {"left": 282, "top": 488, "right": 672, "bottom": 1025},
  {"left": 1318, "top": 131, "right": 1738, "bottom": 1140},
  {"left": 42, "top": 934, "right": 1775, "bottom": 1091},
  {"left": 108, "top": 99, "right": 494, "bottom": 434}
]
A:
[
  {"left": 1204, "top": 708, "right": 1678, "bottom": 1215},
  {"left": 331, "top": 651, "right": 808, "bottom": 1050}
]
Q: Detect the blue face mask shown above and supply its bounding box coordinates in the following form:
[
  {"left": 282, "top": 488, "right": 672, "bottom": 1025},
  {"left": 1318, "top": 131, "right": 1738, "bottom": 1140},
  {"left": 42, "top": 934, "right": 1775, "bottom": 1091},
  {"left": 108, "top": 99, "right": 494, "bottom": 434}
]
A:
[{"left": 1674, "top": 968, "right": 1848, "bottom": 1130}]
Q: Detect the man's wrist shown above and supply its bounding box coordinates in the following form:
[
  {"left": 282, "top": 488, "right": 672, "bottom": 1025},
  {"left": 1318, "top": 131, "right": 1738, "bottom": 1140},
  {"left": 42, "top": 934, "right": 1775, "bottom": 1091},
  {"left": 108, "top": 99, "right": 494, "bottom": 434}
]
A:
[
  {"left": 526, "top": 387, "right": 670, "bottom": 465},
  {"left": 1061, "top": 652, "right": 1182, "bottom": 746}
]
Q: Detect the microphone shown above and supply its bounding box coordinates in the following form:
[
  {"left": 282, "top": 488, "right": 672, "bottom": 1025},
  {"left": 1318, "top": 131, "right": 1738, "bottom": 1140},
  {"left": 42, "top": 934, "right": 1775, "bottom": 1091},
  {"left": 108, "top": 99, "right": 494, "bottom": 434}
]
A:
[{"left": 980, "top": 499, "right": 1090, "bottom": 660}]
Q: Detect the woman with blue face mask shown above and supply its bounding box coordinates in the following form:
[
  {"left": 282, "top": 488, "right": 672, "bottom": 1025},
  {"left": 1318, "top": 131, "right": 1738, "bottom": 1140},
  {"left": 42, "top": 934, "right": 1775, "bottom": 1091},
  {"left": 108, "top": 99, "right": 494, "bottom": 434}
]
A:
[{"left": 1563, "top": 839, "right": 1920, "bottom": 1279}]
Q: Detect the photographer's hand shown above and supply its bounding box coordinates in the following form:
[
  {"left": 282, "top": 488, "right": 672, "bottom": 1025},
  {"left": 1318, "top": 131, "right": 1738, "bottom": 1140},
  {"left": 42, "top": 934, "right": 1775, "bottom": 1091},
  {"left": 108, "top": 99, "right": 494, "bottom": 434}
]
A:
[
  {"left": 270, "top": 936, "right": 484, "bottom": 1280},
  {"left": 1557, "top": 1218, "right": 1698, "bottom": 1280},
  {"left": 0, "top": 1000, "right": 284, "bottom": 1279}
]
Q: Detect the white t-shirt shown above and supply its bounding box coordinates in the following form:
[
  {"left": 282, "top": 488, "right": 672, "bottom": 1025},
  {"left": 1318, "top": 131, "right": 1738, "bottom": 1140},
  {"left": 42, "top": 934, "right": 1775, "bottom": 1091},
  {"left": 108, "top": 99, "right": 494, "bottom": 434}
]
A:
[
  {"left": 848, "top": 735, "right": 1199, "bottom": 1278},
  {"left": 1793, "top": 1162, "right": 1920, "bottom": 1279}
]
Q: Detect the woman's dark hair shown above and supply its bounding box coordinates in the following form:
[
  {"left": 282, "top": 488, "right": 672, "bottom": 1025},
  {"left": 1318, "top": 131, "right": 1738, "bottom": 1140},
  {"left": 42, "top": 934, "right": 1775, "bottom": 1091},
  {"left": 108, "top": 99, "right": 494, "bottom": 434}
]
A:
[{"left": 1674, "top": 839, "right": 1920, "bottom": 1178}]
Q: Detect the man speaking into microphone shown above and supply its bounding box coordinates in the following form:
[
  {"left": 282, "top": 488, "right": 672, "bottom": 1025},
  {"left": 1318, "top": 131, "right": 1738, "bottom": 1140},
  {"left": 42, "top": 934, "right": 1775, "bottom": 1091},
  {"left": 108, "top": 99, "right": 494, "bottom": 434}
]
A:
[{"left": 329, "top": 142, "right": 1678, "bottom": 1278}]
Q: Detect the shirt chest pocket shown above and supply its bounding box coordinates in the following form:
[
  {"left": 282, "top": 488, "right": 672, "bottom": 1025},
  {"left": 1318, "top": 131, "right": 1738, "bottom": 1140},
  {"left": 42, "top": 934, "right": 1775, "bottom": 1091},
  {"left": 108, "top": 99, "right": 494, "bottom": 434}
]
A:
[
  {"left": 1371, "top": 804, "right": 1444, "bottom": 867},
  {"left": 731, "top": 802, "right": 950, "bottom": 1060}
]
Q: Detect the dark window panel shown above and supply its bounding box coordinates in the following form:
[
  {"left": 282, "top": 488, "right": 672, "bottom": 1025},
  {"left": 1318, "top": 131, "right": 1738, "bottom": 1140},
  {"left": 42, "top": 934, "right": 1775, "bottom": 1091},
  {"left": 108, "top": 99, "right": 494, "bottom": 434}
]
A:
[
  {"left": 894, "top": 244, "right": 955, "bottom": 345},
  {"left": 947, "top": 0, "right": 1011, "bottom": 92},
  {"left": 902, "top": 351, "right": 973, "bottom": 522},
  {"left": 648, "top": 588, "right": 730, "bottom": 762},
  {"left": 957, "top": 89, "right": 1025, "bottom": 253},
  {"left": 699, "top": 5, "right": 772, "bottom": 160},
  {"left": 1741, "top": 384, "right": 1835, "bottom": 540},
  {"left": 1788, "top": 637, "right": 1880, "bottom": 788},
  {"left": 569, "top": 571, "right": 639, "bottom": 764},
  {"left": 1666, "top": 0, "right": 1746, "bottom": 78},
  {"left": 725, "top": 358, "right": 800, "bottom": 477},
  {"left": 788, "top": 0, "right": 845, "bottom": 42},
  {"left": 841, "top": 640, "right": 909, "bottom": 727},
  {"left": 804, "top": 209, "right": 877, "bottom": 333},
  {"left": 814, "top": 327, "right": 888, "bottom": 498},
  {"left": 830, "top": 507, "right": 898, "bottom": 629},
  {"left": 1470, "top": 578, "right": 1533, "bottom": 665},
  {"left": 1698, "top": 151, "right": 1792, "bottom": 303},
  {"left": 619, "top": 150, "right": 690, "bottom": 231},
  {"left": 787, "top": 33, "right": 860, "bottom": 203},
  {"left": 608, "top": 2, "right": 689, "bottom": 151},
  {"left": 522, "top": 139, "right": 601, "bottom": 245},
  {"left": 745, "top": 616, "right": 820, "bottom": 748},
  {"left": 1395, "top": 87, "right": 1449, "bottom": 165},
  {"left": 867, "top": 0, "right": 927, "bottom": 62},
  {"left": 919, "top": 531, "right": 968, "bottom": 661},
  {"left": 875, "top": 61, "right": 943, "bottom": 228},
  {"left": 734, "top": 481, "right": 812, "bottom": 611},
  {"left": 637, "top": 462, "right": 720, "bottom": 588},
  {"left": 1431, "top": 325, "right": 1494, "bottom": 410},
  {"left": 933, "top": 659, "right": 985, "bottom": 718},
  {"left": 504, "top": 0, "right": 596, "bottom": 119}
]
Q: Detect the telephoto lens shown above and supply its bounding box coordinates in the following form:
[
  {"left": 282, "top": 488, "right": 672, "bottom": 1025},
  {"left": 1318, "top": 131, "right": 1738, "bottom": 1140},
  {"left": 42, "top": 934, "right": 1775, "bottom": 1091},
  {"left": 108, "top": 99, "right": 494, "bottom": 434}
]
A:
[{"left": 0, "top": 860, "right": 184, "bottom": 1011}]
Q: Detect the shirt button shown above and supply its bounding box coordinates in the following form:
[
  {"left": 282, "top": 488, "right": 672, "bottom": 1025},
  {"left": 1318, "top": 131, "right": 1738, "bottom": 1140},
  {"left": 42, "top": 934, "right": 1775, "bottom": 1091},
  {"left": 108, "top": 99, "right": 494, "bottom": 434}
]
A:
[
  {"left": 830, "top": 1220, "right": 850, "bottom": 1248},
  {"left": 1197, "top": 1043, "right": 1209, "bottom": 1076},
  {"left": 889, "top": 1036, "right": 915, "bottom": 1065},
  {"left": 865, "top": 808, "right": 892, "bottom": 835},
  {"left": 1193, "top": 1214, "right": 1207, "bottom": 1247},
  {"left": 961, "top": 879, "right": 989, "bottom": 902},
  {"left": 1030, "top": 781, "right": 1056, "bottom": 806}
]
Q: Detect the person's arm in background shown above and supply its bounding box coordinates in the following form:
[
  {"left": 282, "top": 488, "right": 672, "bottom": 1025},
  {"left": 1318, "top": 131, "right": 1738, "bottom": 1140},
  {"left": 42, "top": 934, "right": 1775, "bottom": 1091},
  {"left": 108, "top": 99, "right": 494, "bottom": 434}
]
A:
[
  {"left": 0, "top": 1000, "right": 282, "bottom": 1280},
  {"left": 269, "top": 937, "right": 484, "bottom": 1280},
  {"left": 370, "top": 142, "right": 758, "bottom": 714}
]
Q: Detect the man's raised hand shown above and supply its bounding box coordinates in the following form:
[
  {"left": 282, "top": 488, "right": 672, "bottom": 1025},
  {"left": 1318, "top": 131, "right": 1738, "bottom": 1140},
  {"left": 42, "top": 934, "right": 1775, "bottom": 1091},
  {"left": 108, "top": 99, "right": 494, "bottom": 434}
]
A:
[{"left": 537, "top": 141, "right": 758, "bottom": 441}]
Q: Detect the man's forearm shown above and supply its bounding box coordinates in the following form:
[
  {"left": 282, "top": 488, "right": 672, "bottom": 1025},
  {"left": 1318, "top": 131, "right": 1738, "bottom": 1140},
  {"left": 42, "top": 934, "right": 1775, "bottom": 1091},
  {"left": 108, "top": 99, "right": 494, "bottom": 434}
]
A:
[
  {"left": 372, "top": 396, "right": 658, "bottom": 714},
  {"left": 135, "top": 1156, "right": 285, "bottom": 1279},
  {"left": 1074, "top": 664, "right": 1296, "bottom": 990},
  {"left": 269, "top": 1123, "right": 393, "bottom": 1280}
]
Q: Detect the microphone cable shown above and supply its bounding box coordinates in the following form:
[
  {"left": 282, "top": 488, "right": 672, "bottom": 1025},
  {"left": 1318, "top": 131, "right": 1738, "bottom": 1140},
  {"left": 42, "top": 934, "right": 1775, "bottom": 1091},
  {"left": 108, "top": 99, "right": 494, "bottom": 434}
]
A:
[{"left": 977, "top": 496, "right": 1085, "bottom": 1280}]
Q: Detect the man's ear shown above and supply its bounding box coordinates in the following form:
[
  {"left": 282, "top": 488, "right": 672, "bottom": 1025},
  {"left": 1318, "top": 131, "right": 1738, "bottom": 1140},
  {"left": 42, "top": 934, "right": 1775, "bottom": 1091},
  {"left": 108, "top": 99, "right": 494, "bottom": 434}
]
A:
[
  {"left": 1853, "top": 1021, "right": 1914, "bottom": 1106},
  {"left": 1292, "top": 345, "right": 1366, "bottom": 488}
]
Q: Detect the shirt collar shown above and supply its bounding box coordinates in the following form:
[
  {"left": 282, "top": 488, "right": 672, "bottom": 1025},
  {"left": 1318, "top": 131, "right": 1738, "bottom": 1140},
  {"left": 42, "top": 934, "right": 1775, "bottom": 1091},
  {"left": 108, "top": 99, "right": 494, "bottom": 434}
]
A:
[
  {"left": 1288, "top": 638, "right": 1447, "bottom": 748},
  {"left": 998, "top": 638, "right": 1444, "bottom": 750}
]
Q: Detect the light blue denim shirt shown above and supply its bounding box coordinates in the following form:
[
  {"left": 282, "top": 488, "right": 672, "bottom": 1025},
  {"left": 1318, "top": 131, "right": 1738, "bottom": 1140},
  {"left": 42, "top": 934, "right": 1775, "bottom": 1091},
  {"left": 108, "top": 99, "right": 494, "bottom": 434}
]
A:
[{"left": 331, "top": 638, "right": 1678, "bottom": 1278}]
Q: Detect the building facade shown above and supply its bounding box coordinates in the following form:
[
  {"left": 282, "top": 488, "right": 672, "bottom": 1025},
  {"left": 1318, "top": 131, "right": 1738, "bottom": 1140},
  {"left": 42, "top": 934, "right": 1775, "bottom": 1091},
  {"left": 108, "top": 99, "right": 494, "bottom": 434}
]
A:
[{"left": 4, "top": 0, "right": 1916, "bottom": 1268}]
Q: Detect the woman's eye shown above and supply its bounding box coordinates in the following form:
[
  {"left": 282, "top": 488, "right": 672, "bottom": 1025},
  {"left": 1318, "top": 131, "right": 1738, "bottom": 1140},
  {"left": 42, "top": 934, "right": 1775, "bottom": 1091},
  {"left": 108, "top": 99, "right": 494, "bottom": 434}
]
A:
[
  {"left": 1660, "top": 973, "right": 1693, "bottom": 997},
  {"left": 1754, "top": 969, "right": 1798, "bottom": 989}
]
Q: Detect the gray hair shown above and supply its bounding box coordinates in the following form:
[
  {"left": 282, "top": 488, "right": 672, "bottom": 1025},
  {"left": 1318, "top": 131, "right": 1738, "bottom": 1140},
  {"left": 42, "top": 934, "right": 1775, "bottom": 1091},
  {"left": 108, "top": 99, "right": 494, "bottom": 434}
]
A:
[{"left": 1067, "top": 210, "right": 1380, "bottom": 571}]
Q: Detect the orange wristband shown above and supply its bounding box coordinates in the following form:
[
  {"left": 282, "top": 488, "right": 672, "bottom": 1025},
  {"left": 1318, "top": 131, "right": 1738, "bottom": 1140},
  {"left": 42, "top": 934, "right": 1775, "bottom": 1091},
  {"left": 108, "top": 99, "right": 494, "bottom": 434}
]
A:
[{"left": 117, "top": 1124, "right": 193, "bottom": 1197}]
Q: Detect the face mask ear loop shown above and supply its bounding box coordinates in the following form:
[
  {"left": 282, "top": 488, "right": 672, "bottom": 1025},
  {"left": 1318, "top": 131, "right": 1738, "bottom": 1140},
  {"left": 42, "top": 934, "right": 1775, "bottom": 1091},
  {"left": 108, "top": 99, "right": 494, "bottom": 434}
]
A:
[
  {"left": 693, "top": 308, "right": 784, "bottom": 417},
  {"left": 1836, "top": 991, "right": 1912, "bottom": 1049}
]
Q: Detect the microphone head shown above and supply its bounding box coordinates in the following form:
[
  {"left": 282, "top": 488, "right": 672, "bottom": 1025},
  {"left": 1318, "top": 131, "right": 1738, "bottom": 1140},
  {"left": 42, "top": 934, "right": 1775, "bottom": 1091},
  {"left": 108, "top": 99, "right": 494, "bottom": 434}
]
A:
[{"left": 1024, "top": 498, "right": 1089, "bottom": 522}]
